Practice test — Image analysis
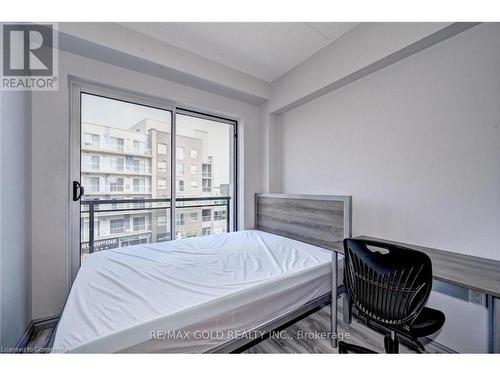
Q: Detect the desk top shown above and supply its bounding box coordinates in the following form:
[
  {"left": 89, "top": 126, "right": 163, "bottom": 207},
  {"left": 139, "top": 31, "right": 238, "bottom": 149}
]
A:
[{"left": 332, "top": 236, "right": 500, "bottom": 298}]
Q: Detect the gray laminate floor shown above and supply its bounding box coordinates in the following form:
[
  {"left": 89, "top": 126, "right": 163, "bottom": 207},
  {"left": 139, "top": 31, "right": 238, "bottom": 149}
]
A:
[
  {"left": 25, "top": 306, "right": 444, "bottom": 354},
  {"left": 241, "top": 305, "right": 442, "bottom": 354}
]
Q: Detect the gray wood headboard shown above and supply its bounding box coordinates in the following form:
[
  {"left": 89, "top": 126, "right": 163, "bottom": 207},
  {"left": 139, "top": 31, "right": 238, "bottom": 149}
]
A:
[{"left": 255, "top": 193, "right": 352, "bottom": 251}]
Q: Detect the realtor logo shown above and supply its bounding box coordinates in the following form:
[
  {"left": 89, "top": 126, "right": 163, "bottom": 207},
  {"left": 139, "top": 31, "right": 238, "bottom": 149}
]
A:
[{"left": 1, "top": 23, "right": 58, "bottom": 90}]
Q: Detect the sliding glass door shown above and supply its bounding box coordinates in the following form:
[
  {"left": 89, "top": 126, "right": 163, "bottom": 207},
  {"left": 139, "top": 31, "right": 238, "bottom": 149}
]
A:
[
  {"left": 174, "top": 111, "right": 236, "bottom": 239},
  {"left": 79, "top": 93, "right": 173, "bottom": 260},
  {"left": 74, "top": 85, "right": 237, "bottom": 265}
]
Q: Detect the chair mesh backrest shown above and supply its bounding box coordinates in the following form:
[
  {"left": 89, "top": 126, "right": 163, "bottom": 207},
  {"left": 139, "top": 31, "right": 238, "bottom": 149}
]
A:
[{"left": 343, "top": 239, "right": 433, "bottom": 328}]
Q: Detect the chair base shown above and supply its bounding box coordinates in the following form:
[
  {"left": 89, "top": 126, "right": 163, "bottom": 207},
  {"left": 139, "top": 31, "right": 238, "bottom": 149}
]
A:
[
  {"left": 338, "top": 333, "right": 400, "bottom": 354},
  {"left": 338, "top": 341, "right": 377, "bottom": 354},
  {"left": 384, "top": 334, "right": 399, "bottom": 354}
]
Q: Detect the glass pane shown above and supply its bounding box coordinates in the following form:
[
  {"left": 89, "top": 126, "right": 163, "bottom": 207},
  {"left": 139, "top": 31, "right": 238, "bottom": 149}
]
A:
[
  {"left": 80, "top": 93, "right": 172, "bottom": 262},
  {"left": 175, "top": 113, "right": 235, "bottom": 239}
]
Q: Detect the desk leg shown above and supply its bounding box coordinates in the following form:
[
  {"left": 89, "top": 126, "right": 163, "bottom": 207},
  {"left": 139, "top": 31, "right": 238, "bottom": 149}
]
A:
[
  {"left": 343, "top": 293, "right": 352, "bottom": 324},
  {"left": 489, "top": 296, "right": 500, "bottom": 353},
  {"left": 331, "top": 252, "right": 338, "bottom": 348}
]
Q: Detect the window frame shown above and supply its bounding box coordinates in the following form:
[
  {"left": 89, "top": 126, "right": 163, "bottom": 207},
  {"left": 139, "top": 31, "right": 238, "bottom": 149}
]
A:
[
  {"left": 157, "top": 214, "right": 167, "bottom": 226},
  {"left": 133, "top": 216, "right": 146, "bottom": 232},
  {"left": 84, "top": 176, "right": 100, "bottom": 193},
  {"left": 176, "top": 213, "right": 185, "bottom": 226},
  {"left": 133, "top": 178, "right": 145, "bottom": 193},
  {"left": 157, "top": 143, "right": 168, "bottom": 155},
  {"left": 110, "top": 218, "right": 124, "bottom": 235},
  {"left": 83, "top": 132, "right": 100, "bottom": 149},
  {"left": 177, "top": 179, "right": 185, "bottom": 192},
  {"left": 157, "top": 160, "right": 167, "bottom": 173},
  {"left": 111, "top": 156, "right": 124, "bottom": 172},
  {"left": 214, "top": 210, "right": 227, "bottom": 221},
  {"left": 91, "top": 155, "right": 100, "bottom": 170},
  {"left": 110, "top": 136, "right": 124, "bottom": 152},
  {"left": 109, "top": 177, "right": 124, "bottom": 192},
  {"left": 202, "top": 208, "right": 211, "bottom": 222}
]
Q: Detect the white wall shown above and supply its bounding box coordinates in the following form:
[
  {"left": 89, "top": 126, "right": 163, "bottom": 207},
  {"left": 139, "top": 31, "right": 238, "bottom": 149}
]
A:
[
  {"left": 275, "top": 23, "right": 500, "bottom": 261},
  {"left": 0, "top": 91, "right": 32, "bottom": 346},
  {"left": 59, "top": 23, "right": 270, "bottom": 105},
  {"left": 31, "top": 50, "right": 262, "bottom": 319},
  {"left": 270, "top": 23, "right": 452, "bottom": 113}
]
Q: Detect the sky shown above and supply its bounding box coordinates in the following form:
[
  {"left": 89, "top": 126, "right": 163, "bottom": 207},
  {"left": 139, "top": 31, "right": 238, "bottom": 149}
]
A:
[{"left": 81, "top": 93, "right": 232, "bottom": 187}]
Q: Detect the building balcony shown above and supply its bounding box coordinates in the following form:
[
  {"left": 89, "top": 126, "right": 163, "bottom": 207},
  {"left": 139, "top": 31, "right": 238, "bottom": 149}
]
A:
[
  {"left": 81, "top": 165, "right": 152, "bottom": 176},
  {"left": 81, "top": 145, "right": 152, "bottom": 158},
  {"left": 84, "top": 188, "right": 153, "bottom": 195}
]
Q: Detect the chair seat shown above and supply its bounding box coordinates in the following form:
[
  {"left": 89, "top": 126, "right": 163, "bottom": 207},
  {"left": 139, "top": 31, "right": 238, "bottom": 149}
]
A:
[{"left": 409, "top": 307, "right": 445, "bottom": 338}]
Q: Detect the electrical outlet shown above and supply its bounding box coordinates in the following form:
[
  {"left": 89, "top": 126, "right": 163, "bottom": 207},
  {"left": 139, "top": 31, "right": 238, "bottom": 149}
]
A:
[{"left": 468, "top": 290, "right": 486, "bottom": 306}]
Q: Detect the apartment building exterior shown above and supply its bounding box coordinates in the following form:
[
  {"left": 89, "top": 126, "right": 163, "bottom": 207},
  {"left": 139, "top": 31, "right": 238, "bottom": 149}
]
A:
[{"left": 80, "top": 118, "right": 228, "bottom": 257}]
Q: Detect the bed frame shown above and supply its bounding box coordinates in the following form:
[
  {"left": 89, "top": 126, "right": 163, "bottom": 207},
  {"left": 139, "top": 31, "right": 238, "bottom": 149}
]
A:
[{"left": 209, "top": 193, "right": 352, "bottom": 353}]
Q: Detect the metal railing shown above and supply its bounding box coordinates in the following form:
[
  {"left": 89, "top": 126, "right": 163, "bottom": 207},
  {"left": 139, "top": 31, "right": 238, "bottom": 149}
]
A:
[{"left": 81, "top": 196, "right": 231, "bottom": 254}]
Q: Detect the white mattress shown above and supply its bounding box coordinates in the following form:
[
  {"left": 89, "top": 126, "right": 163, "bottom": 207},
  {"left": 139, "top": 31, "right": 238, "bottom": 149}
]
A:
[{"left": 52, "top": 230, "right": 341, "bottom": 353}]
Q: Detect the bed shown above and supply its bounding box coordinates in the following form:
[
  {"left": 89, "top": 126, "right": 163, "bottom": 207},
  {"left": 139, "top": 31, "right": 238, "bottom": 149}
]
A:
[{"left": 52, "top": 194, "right": 351, "bottom": 353}]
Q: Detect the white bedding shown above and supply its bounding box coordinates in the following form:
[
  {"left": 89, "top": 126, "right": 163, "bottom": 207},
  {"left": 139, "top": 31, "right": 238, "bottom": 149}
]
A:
[{"left": 52, "top": 230, "right": 340, "bottom": 353}]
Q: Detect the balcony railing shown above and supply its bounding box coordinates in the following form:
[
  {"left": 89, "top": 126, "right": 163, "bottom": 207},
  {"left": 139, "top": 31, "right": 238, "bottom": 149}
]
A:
[
  {"left": 82, "top": 144, "right": 152, "bottom": 157},
  {"left": 84, "top": 186, "right": 153, "bottom": 195},
  {"left": 82, "top": 164, "right": 153, "bottom": 175},
  {"left": 81, "top": 196, "right": 231, "bottom": 255}
]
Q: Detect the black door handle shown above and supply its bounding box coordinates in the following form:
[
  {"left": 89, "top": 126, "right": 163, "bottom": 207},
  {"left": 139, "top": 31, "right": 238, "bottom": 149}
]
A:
[{"left": 73, "top": 181, "right": 84, "bottom": 201}]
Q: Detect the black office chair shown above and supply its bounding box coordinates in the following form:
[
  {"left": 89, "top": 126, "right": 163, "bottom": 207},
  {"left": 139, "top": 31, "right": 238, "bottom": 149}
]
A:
[{"left": 339, "top": 238, "right": 445, "bottom": 354}]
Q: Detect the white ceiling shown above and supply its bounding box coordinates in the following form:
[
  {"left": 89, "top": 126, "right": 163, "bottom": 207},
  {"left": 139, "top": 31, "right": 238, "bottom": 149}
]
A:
[{"left": 119, "top": 22, "right": 358, "bottom": 82}]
